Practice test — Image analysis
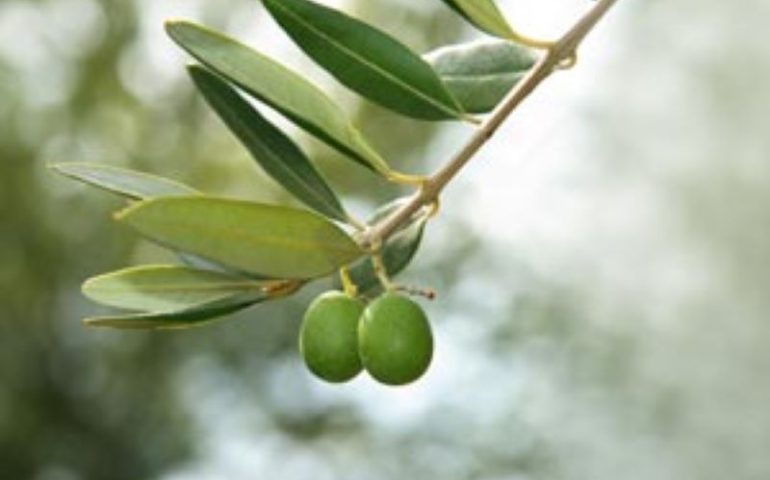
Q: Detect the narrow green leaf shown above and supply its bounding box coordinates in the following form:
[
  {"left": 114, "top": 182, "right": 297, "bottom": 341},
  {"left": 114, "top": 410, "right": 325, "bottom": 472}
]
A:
[
  {"left": 83, "top": 291, "right": 267, "bottom": 330},
  {"left": 334, "top": 199, "right": 428, "bottom": 293},
  {"left": 165, "top": 20, "right": 389, "bottom": 174},
  {"left": 439, "top": 0, "right": 514, "bottom": 39},
  {"left": 82, "top": 265, "right": 266, "bottom": 312},
  {"left": 425, "top": 40, "right": 536, "bottom": 113},
  {"left": 50, "top": 163, "right": 264, "bottom": 279},
  {"left": 263, "top": 0, "right": 464, "bottom": 121},
  {"left": 187, "top": 65, "right": 348, "bottom": 222},
  {"left": 50, "top": 162, "right": 199, "bottom": 200},
  {"left": 116, "top": 196, "right": 364, "bottom": 279}
]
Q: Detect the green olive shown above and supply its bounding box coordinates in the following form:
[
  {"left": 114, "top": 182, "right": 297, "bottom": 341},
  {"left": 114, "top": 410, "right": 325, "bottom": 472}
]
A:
[
  {"left": 358, "top": 293, "right": 433, "bottom": 386},
  {"left": 299, "top": 291, "right": 364, "bottom": 383}
]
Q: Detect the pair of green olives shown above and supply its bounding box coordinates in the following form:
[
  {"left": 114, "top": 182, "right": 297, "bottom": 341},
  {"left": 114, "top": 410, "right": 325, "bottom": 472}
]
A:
[{"left": 299, "top": 291, "right": 433, "bottom": 386}]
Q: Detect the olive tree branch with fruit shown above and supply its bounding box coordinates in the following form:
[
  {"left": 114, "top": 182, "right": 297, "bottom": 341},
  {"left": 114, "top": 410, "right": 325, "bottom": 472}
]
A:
[
  {"left": 51, "top": 0, "right": 622, "bottom": 385},
  {"left": 362, "top": 0, "right": 620, "bottom": 250}
]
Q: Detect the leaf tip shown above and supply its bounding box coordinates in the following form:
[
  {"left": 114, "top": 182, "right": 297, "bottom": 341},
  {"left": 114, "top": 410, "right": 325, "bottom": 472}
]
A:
[
  {"left": 82, "top": 315, "right": 162, "bottom": 330},
  {"left": 80, "top": 278, "right": 94, "bottom": 297},
  {"left": 48, "top": 163, "right": 75, "bottom": 181},
  {"left": 186, "top": 63, "right": 212, "bottom": 85},
  {"left": 164, "top": 18, "right": 193, "bottom": 41},
  {"left": 47, "top": 162, "right": 83, "bottom": 177},
  {"left": 81, "top": 317, "right": 143, "bottom": 330},
  {"left": 82, "top": 316, "right": 116, "bottom": 329},
  {"left": 164, "top": 18, "right": 183, "bottom": 31},
  {"left": 185, "top": 62, "right": 203, "bottom": 74}
]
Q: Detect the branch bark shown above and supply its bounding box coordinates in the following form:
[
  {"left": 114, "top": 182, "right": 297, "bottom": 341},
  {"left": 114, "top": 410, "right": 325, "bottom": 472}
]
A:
[{"left": 361, "top": 0, "right": 620, "bottom": 248}]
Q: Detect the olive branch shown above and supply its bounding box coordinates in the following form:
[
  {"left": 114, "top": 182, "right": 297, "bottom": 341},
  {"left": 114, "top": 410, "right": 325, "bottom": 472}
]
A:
[
  {"left": 362, "top": 0, "right": 620, "bottom": 249},
  {"left": 52, "top": 0, "right": 622, "bottom": 335}
]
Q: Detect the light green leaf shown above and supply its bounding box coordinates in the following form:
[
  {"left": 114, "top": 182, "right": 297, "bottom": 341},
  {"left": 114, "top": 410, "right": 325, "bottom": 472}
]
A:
[
  {"left": 439, "top": 0, "right": 514, "bottom": 39},
  {"left": 50, "top": 163, "right": 252, "bottom": 278},
  {"left": 188, "top": 65, "right": 348, "bottom": 222},
  {"left": 50, "top": 162, "right": 199, "bottom": 200},
  {"left": 165, "top": 20, "right": 389, "bottom": 175},
  {"left": 334, "top": 199, "right": 428, "bottom": 293},
  {"left": 116, "top": 196, "right": 364, "bottom": 279},
  {"left": 263, "top": 0, "right": 465, "bottom": 121},
  {"left": 425, "top": 40, "right": 536, "bottom": 113},
  {"left": 83, "top": 291, "right": 268, "bottom": 330},
  {"left": 82, "top": 265, "right": 266, "bottom": 312}
]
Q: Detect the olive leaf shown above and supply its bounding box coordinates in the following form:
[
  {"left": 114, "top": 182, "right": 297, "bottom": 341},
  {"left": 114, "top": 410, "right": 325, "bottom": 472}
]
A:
[
  {"left": 188, "top": 65, "right": 348, "bottom": 222},
  {"left": 116, "top": 196, "right": 364, "bottom": 279},
  {"left": 263, "top": 0, "right": 465, "bottom": 121},
  {"left": 424, "top": 40, "right": 536, "bottom": 113},
  {"left": 439, "top": 0, "right": 515, "bottom": 39},
  {"left": 51, "top": 162, "right": 263, "bottom": 278},
  {"left": 83, "top": 291, "right": 269, "bottom": 330},
  {"left": 50, "top": 163, "right": 200, "bottom": 200},
  {"left": 81, "top": 265, "right": 278, "bottom": 330},
  {"left": 82, "top": 265, "right": 266, "bottom": 312},
  {"left": 165, "top": 20, "right": 389, "bottom": 175}
]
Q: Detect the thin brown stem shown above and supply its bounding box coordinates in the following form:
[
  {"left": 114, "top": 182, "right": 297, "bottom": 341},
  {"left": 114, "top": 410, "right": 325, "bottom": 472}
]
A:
[{"left": 361, "top": 0, "right": 619, "bottom": 248}]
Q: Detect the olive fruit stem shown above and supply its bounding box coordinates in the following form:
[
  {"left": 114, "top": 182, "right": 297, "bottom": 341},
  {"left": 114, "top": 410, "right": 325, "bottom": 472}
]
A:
[
  {"left": 339, "top": 266, "right": 359, "bottom": 297},
  {"left": 360, "top": 0, "right": 620, "bottom": 250},
  {"left": 370, "top": 248, "right": 395, "bottom": 291}
]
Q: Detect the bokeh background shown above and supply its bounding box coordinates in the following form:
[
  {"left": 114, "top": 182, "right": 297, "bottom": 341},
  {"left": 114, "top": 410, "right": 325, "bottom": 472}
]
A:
[{"left": 3, "top": 0, "right": 769, "bottom": 479}]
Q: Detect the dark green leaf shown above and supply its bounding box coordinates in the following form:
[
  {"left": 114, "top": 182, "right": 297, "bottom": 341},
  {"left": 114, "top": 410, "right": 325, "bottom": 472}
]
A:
[
  {"left": 50, "top": 162, "right": 199, "bottom": 200},
  {"left": 439, "top": 0, "right": 514, "bottom": 38},
  {"left": 116, "top": 196, "right": 364, "bottom": 279},
  {"left": 82, "top": 265, "right": 266, "bottom": 312},
  {"left": 83, "top": 291, "right": 268, "bottom": 330},
  {"left": 263, "top": 0, "right": 465, "bottom": 121},
  {"left": 334, "top": 199, "right": 428, "bottom": 293},
  {"left": 165, "top": 20, "right": 389, "bottom": 174},
  {"left": 187, "top": 65, "right": 348, "bottom": 222},
  {"left": 425, "top": 40, "right": 536, "bottom": 113}
]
